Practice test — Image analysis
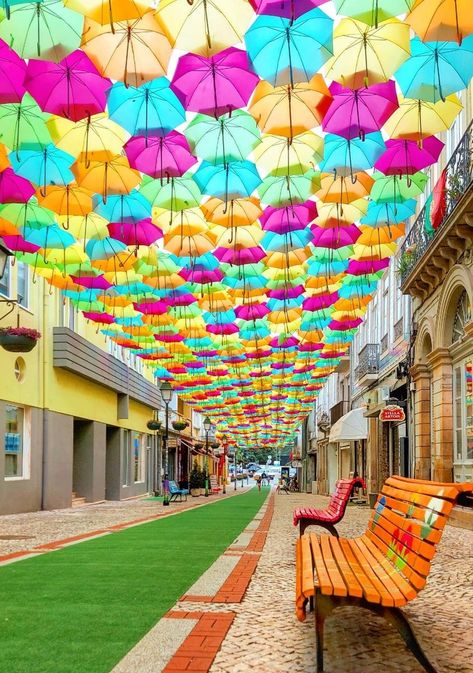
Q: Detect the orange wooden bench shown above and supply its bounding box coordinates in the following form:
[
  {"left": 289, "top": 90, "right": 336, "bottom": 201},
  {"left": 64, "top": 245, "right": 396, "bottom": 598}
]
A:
[
  {"left": 296, "top": 476, "right": 473, "bottom": 673},
  {"left": 293, "top": 477, "right": 366, "bottom": 536}
]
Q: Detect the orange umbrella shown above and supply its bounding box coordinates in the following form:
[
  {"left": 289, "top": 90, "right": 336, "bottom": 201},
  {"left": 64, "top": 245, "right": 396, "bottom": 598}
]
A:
[
  {"left": 91, "top": 251, "right": 137, "bottom": 271},
  {"left": 163, "top": 222, "right": 217, "bottom": 257},
  {"left": 65, "top": 0, "right": 153, "bottom": 26},
  {"left": 81, "top": 13, "right": 172, "bottom": 87},
  {"left": 357, "top": 223, "right": 406, "bottom": 245},
  {"left": 0, "top": 144, "right": 9, "bottom": 171},
  {"left": 0, "top": 218, "right": 20, "bottom": 236},
  {"left": 406, "top": 0, "right": 473, "bottom": 44},
  {"left": 73, "top": 155, "right": 141, "bottom": 200},
  {"left": 249, "top": 75, "right": 332, "bottom": 138},
  {"left": 36, "top": 184, "right": 94, "bottom": 218},
  {"left": 201, "top": 197, "right": 262, "bottom": 226},
  {"left": 265, "top": 247, "right": 312, "bottom": 268},
  {"left": 316, "top": 172, "right": 374, "bottom": 203}
]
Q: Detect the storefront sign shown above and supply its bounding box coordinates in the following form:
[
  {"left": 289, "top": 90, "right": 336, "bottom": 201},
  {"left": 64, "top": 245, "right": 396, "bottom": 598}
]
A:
[{"left": 380, "top": 405, "right": 406, "bottom": 422}]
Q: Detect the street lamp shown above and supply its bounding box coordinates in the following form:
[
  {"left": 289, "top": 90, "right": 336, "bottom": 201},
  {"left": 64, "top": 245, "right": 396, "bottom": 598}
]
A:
[
  {"left": 203, "top": 416, "right": 212, "bottom": 497},
  {"left": 234, "top": 447, "right": 238, "bottom": 491},
  {"left": 221, "top": 434, "right": 228, "bottom": 494},
  {"left": 160, "top": 381, "right": 173, "bottom": 506}
]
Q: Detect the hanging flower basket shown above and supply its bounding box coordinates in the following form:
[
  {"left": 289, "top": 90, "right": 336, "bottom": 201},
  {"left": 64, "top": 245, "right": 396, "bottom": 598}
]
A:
[
  {"left": 210, "top": 442, "right": 220, "bottom": 449},
  {"left": 172, "top": 420, "right": 188, "bottom": 432},
  {"left": 194, "top": 443, "right": 204, "bottom": 450},
  {"left": 0, "top": 327, "right": 41, "bottom": 353},
  {"left": 146, "top": 419, "right": 161, "bottom": 431}
]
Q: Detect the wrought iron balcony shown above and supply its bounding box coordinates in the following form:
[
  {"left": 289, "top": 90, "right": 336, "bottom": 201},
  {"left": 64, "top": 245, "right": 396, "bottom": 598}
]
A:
[
  {"left": 357, "top": 344, "right": 380, "bottom": 381},
  {"left": 399, "top": 121, "right": 473, "bottom": 290}
]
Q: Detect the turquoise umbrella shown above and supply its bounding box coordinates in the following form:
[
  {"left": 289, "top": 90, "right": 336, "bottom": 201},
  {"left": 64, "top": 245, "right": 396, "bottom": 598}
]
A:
[
  {"left": 186, "top": 110, "right": 261, "bottom": 164},
  {"left": 9, "top": 144, "right": 75, "bottom": 194},
  {"left": 319, "top": 132, "right": 385, "bottom": 176},
  {"left": 361, "top": 200, "right": 417, "bottom": 225},
  {"left": 193, "top": 160, "right": 262, "bottom": 200}
]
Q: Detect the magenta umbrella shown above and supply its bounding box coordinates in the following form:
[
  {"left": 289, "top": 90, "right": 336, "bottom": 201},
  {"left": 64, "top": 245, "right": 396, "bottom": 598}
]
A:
[
  {"left": 311, "top": 224, "right": 360, "bottom": 248},
  {"left": 0, "top": 38, "right": 26, "bottom": 103},
  {"left": 207, "top": 323, "right": 239, "bottom": 335},
  {"left": 83, "top": 311, "right": 115, "bottom": 324},
  {"left": 374, "top": 136, "right": 444, "bottom": 176},
  {"left": 71, "top": 274, "right": 112, "bottom": 290},
  {"left": 180, "top": 268, "right": 224, "bottom": 283},
  {"left": 124, "top": 131, "right": 196, "bottom": 179},
  {"left": 347, "top": 259, "right": 390, "bottom": 275},
  {"left": 24, "top": 50, "right": 111, "bottom": 122},
  {"left": 260, "top": 201, "right": 317, "bottom": 234},
  {"left": 171, "top": 47, "right": 259, "bottom": 119},
  {"left": 133, "top": 300, "right": 168, "bottom": 314},
  {"left": 249, "top": 0, "right": 328, "bottom": 18},
  {"left": 214, "top": 245, "right": 266, "bottom": 265},
  {"left": 1, "top": 234, "right": 40, "bottom": 253},
  {"left": 323, "top": 80, "right": 399, "bottom": 140},
  {"left": 107, "top": 219, "right": 162, "bottom": 246},
  {"left": 268, "top": 285, "right": 305, "bottom": 299},
  {"left": 303, "top": 293, "right": 339, "bottom": 311},
  {"left": 0, "top": 168, "right": 35, "bottom": 203},
  {"left": 235, "top": 303, "right": 270, "bottom": 320}
]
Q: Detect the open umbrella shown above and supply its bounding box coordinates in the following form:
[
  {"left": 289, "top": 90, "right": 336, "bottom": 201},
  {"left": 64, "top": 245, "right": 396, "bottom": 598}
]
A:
[
  {"left": 0, "top": 38, "right": 27, "bottom": 104},
  {"left": 9, "top": 144, "right": 75, "bottom": 194},
  {"left": 405, "top": 0, "right": 473, "bottom": 44},
  {"left": 81, "top": 13, "right": 172, "bottom": 87},
  {"left": 326, "top": 18, "right": 410, "bottom": 89},
  {"left": 317, "top": 172, "right": 374, "bottom": 203},
  {"left": 94, "top": 191, "right": 151, "bottom": 223},
  {"left": 171, "top": 47, "right": 259, "bottom": 119},
  {"left": 395, "top": 36, "right": 473, "bottom": 103},
  {"left": 0, "top": 0, "right": 84, "bottom": 61},
  {"left": 249, "top": 0, "right": 327, "bottom": 19},
  {"left": 201, "top": 197, "right": 262, "bottom": 227},
  {"left": 108, "top": 219, "right": 162, "bottom": 246},
  {"left": 244, "top": 8, "right": 333, "bottom": 87},
  {"left": 107, "top": 77, "right": 185, "bottom": 137},
  {"left": 249, "top": 75, "right": 332, "bottom": 138},
  {"left": 370, "top": 171, "right": 428, "bottom": 203},
  {"left": 322, "top": 80, "right": 398, "bottom": 140},
  {"left": 36, "top": 184, "right": 94, "bottom": 220},
  {"left": 333, "top": 0, "right": 415, "bottom": 27},
  {"left": 258, "top": 172, "right": 319, "bottom": 206},
  {"left": 374, "top": 136, "right": 444, "bottom": 176},
  {"left": 193, "top": 161, "right": 262, "bottom": 200},
  {"left": 253, "top": 132, "right": 323, "bottom": 176},
  {"left": 186, "top": 110, "right": 261, "bottom": 165},
  {"left": 0, "top": 94, "right": 51, "bottom": 154},
  {"left": 65, "top": 0, "right": 153, "bottom": 26},
  {"left": 25, "top": 50, "right": 112, "bottom": 122},
  {"left": 73, "top": 155, "right": 141, "bottom": 200},
  {"left": 0, "top": 168, "right": 35, "bottom": 203},
  {"left": 124, "top": 131, "right": 196, "bottom": 179},
  {"left": 320, "top": 132, "right": 385, "bottom": 176},
  {"left": 141, "top": 176, "right": 202, "bottom": 210},
  {"left": 383, "top": 94, "right": 462, "bottom": 140},
  {"left": 156, "top": 0, "right": 254, "bottom": 55}
]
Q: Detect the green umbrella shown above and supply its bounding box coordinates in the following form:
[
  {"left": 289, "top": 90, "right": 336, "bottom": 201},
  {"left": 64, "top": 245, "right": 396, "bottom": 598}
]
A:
[
  {"left": 0, "top": 200, "right": 56, "bottom": 229},
  {"left": 370, "top": 171, "right": 428, "bottom": 204},
  {"left": 258, "top": 172, "right": 320, "bottom": 206},
  {"left": 332, "top": 0, "right": 415, "bottom": 26},
  {"left": 186, "top": 110, "right": 261, "bottom": 165},
  {"left": 0, "top": 0, "right": 83, "bottom": 61},
  {"left": 140, "top": 176, "right": 202, "bottom": 211},
  {"left": 0, "top": 94, "right": 51, "bottom": 153}
]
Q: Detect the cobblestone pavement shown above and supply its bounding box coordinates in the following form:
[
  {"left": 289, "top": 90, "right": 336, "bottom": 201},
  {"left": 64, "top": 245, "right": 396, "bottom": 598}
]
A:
[
  {"left": 209, "top": 492, "right": 473, "bottom": 673},
  {"left": 0, "top": 486, "right": 252, "bottom": 557}
]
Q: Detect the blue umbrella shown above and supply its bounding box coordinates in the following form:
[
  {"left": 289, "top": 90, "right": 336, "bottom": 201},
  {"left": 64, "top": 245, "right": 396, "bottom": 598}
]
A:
[
  {"left": 395, "top": 36, "right": 473, "bottom": 103},
  {"left": 9, "top": 144, "right": 74, "bottom": 194},
  {"left": 85, "top": 237, "right": 127, "bottom": 260},
  {"left": 193, "top": 160, "right": 262, "bottom": 200},
  {"left": 26, "top": 224, "right": 75, "bottom": 249},
  {"left": 361, "top": 200, "right": 417, "bottom": 225},
  {"left": 262, "top": 228, "right": 313, "bottom": 252},
  {"left": 244, "top": 8, "right": 333, "bottom": 87},
  {"left": 94, "top": 190, "right": 151, "bottom": 223},
  {"left": 107, "top": 78, "right": 186, "bottom": 136},
  {"left": 320, "top": 132, "right": 386, "bottom": 176}
]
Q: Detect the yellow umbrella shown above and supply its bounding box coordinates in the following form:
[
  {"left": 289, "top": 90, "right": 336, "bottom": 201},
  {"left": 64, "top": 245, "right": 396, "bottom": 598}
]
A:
[
  {"left": 81, "top": 13, "right": 172, "bottom": 87},
  {"left": 65, "top": 0, "right": 153, "bottom": 25},
  {"left": 47, "top": 114, "right": 129, "bottom": 163},
  {"left": 201, "top": 197, "right": 262, "bottom": 227},
  {"left": 210, "top": 223, "right": 264, "bottom": 248},
  {"left": 325, "top": 18, "right": 410, "bottom": 89},
  {"left": 43, "top": 243, "right": 89, "bottom": 266},
  {"left": 383, "top": 95, "right": 462, "bottom": 140},
  {"left": 155, "top": 0, "right": 254, "bottom": 55},
  {"left": 406, "top": 0, "right": 473, "bottom": 44},
  {"left": 253, "top": 132, "right": 323, "bottom": 177},
  {"left": 352, "top": 242, "right": 398, "bottom": 260},
  {"left": 265, "top": 248, "right": 312, "bottom": 268},
  {"left": 73, "top": 155, "right": 141, "bottom": 199},
  {"left": 315, "top": 200, "right": 368, "bottom": 228},
  {"left": 152, "top": 207, "right": 207, "bottom": 232},
  {"left": 57, "top": 212, "right": 109, "bottom": 240},
  {"left": 264, "top": 265, "right": 306, "bottom": 280}
]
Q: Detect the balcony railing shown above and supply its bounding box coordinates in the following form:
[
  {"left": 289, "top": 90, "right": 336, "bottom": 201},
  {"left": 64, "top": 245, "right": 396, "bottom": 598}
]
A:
[
  {"left": 330, "top": 400, "right": 349, "bottom": 425},
  {"left": 399, "top": 121, "right": 473, "bottom": 285},
  {"left": 357, "top": 344, "right": 380, "bottom": 380}
]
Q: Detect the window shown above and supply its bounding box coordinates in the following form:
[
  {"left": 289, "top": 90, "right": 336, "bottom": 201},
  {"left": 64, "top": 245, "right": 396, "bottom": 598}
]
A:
[
  {"left": 133, "top": 432, "right": 145, "bottom": 483},
  {"left": 453, "top": 359, "right": 473, "bottom": 482},
  {"left": 452, "top": 290, "right": 471, "bottom": 343},
  {"left": 4, "top": 405, "right": 29, "bottom": 479},
  {"left": 17, "top": 262, "right": 28, "bottom": 308},
  {"left": 122, "top": 430, "right": 130, "bottom": 486},
  {"left": 0, "top": 257, "right": 11, "bottom": 297},
  {"left": 68, "top": 301, "right": 76, "bottom": 331}
]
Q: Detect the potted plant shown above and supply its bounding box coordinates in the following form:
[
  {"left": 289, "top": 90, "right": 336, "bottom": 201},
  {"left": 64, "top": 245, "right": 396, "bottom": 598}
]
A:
[
  {"left": 194, "top": 442, "right": 203, "bottom": 450},
  {"left": 172, "top": 419, "right": 188, "bottom": 432},
  {"left": 210, "top": 441, "right": 220, "bottom": 449},
  {"left": 146, "top": 419, "right": 161, "bottom": 431},
  {"left": 0, "top": 326, "right": 41, "bottom": 353},
  {"left": 189, "top": 460, "right": 201, "bottom": 497}
]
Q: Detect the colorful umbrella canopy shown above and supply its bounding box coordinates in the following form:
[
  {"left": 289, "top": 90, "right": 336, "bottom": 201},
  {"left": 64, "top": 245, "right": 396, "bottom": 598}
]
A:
[
  {"left": 0, "top": 37, "right": 27, "bottom": 104},
  {"left": 405, "top": 0, "right": 473, "bottom": 44}
]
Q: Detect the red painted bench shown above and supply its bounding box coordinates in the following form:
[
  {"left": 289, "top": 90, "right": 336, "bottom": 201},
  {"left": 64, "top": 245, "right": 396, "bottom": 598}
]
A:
[{"left": 293, "top": 477, "right": 366, "bottom": 536}]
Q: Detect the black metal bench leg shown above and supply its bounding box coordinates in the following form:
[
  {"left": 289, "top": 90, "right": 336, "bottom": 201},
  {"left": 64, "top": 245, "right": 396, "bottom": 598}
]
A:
[
  {"left": 381, "top": 608, "right": 438, "bottom": 673},
  {"left": 314, "top": 593, "right": 335, "bottom": 673}
]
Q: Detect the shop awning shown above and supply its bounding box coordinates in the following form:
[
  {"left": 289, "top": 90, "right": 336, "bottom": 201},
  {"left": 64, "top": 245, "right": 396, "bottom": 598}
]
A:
[{"left": 329, "top": 408, "right": 368, "bottom": 442}]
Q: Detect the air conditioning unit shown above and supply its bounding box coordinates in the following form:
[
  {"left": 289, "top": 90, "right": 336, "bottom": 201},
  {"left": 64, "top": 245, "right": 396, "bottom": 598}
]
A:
[{"left": 380, "top": 386, "right": 391, "bottom": 401}]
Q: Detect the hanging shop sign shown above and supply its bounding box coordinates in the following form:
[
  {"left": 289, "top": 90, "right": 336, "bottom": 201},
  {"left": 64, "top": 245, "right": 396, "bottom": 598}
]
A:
[{"left": 380, "top": 405, "right": 406, "bottom": 422}]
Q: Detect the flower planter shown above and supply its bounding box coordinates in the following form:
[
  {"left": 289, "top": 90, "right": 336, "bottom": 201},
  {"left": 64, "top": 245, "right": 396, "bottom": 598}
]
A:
[
  {"left": 0, "top": 334, "right": 38, "bottom": 353},
  {"left": 146, "top": 420, "right": 161, "bottom": 431},
  {"left": 172, "top": 421, "right": 188, "bottom": 432},
  {"left": 190, "top": 488, "right": 200, "bottom": 497},
  {"left": 210, "top": 442, "right": 220, "bottom": 449},
  {"left": 194, "top": 443, "right": 204, "bottom": 450}
]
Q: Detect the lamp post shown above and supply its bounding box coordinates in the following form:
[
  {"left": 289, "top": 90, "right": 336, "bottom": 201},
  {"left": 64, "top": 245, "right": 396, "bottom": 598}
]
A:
[
  {"left": 203, "top": 416, "right": 211, "bottom": 497},
  {"left": 234, "top": 447, "right": 238, "bottom": 491},
  {"left": 160, "top": 381, "right": 173, "bottom": 506},
  {"left": 221, "top": 434, "right": 228, "bottom": 495}
]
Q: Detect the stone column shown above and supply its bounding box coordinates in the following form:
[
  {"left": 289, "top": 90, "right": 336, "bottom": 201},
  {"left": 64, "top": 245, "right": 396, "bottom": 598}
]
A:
[
  {"left": 427, "top": 348, "right": 454, "bottom": 482},
  {"left": 410, "top": 363, "right": 433, "bottom": 480}
]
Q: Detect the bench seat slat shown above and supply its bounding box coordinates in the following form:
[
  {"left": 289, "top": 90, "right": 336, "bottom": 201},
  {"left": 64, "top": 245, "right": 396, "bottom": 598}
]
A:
[
  {"left": 309, "top": 533, "right": 334, "bottom": 596},
  {"left": 338, "top": 537, "right": 381, "bottom": 604},
  {"left": 347, "top": 539, "right": 395, "bottom": 607},
  {"left": 328, "top": 536, "right": 363, "bottom": 598},
  {"left": 320, "top": 535, "right": 348, "bottom": 597},
  {"left": 359, "top": 537, "right": 418, "bottom": 603},
  {"left": 352, "top": 538, "right": 407, "bottom": 607}
]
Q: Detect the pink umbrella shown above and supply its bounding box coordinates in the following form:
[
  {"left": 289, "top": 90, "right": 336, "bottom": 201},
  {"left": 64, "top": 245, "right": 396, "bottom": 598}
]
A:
[
  {"left": 269, "top": 335, "right": 299, "bottom": 348},
  {"left": 24, "top": 51, "right": 112, "bottom": 121},
  {"left": 260, "top": 201, "right": 317, "bottom": 234},
  {"left": 0, "top": 38, "right": 26, "bottom": 103},
  {"left": 347, "top": 259, "right": 390, "bottom": 275},
  {"left": 171, "top": 47, "right": 259, "bottom": 118},
  {"left": 250, "top": 0, "right": 328, "bottom": 18},
  {"left": 0, "top": 168, "right": 35, "bottom": 203},
  {"left": 1, "top": 234, "right": 40, "bottom": 253},
  {"left": 134, "top": 300, "right": 168, "bottom": 314},
  {"left": 107, "top": 219, "right": 162, "bottom": 245},
  {"left": 303, "top": 293, "right": 339, "bottom": 310},
  {"left": 180, "top": 268, "right": 224, "bottom": 283},
  {"left": 311, "top": 224, "right": 360, "bottom": 248},
  {"left": 268, "top": 285, "right": 305, "bottom": 299},
  {"left": 235, "top": 303, "right": 270, "bottom": 320},
  {"left": 299, "top": 342, "right": 323, "bottom": 351},
  {"left": 329, "top": 318, "right": 363, "bottom": 330},
  {"left": 83, "top": 311, "right": 116, "bottom": 324},
  {"left": 71, "top": 274, "right": 112, "bottom": 289},
  {"left": 374, "top": 136, "right": 444, "bottom": 176},
  {"left": 214, "top": 245, "right": 266, "bottom": 265},
  {"left": 323, "top": 81, "right": 399, "bottom": 140},
  {"left": 124, "top": 131, "right": 196, "bottom": 179},
  {"left": 207, "top": 323, "right": 239, "bottom": 335}
]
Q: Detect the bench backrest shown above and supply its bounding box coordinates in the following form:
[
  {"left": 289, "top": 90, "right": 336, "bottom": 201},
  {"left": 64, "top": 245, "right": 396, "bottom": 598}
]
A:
[
  {"left": 168, "top": 480, "right": 180, "bottom": 493},
  {"left": 326, "top": 477, "right": 366, "bottom": 521},
  {"left": 363, "top": 476, "right": 472, "bottom": 592}
]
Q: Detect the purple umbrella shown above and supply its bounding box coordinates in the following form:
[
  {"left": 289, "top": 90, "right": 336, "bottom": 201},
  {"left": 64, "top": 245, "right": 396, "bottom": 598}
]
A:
[
  {"left": 323, "top": 81, "right": 399, "bottom": 140},
  {"left": 24, "top": 50, "right": 112, "bottom": 122},
  {"left": 0, "top": 168, "right": 35, "bottom": 203},
  {"left": 124, "top": 131, "right": 197, "bottom": 179},
  {"left": 268, "top": 285, "right": 305, "bottom": 299},
  {"left": 249, "top": 0, "right": 328, "bottom": 18},
  {"left": 303, "top": 293, "right": 339, "bottom": 310},
  {"left": 171, "top": 47, "right": 259, "bottom": 119},
  {"left": 107, "top": 219, "right": 162, "bottom": 246},
  {"left": 0, "top": 38, "right": 26, "bottom": 103},
  {"left": 260, "top": 201, "right": 317, "bottom": 234},
  {"left": 214, "top": 245, "right": 266, "bottom": 265},
  {"left": 374, "top": 136, "right": 444, "bottom": 176}
]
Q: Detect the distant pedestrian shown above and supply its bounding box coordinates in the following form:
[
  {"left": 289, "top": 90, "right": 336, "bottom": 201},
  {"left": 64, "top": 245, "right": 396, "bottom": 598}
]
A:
[
  {"left": 255, "top": 473, "right": 262, "bottom": 491},
  {"left": 261, "top": 471, "right": 267, "bottom": 486}
]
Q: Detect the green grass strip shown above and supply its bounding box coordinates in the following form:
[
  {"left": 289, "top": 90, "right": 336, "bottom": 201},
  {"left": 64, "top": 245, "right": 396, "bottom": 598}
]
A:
[{"left": 0, "top": 487, "right": 268, "bottom": 673}]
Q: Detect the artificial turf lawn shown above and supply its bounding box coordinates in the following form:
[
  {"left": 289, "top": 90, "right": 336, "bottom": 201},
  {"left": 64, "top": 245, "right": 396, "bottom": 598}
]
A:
[{"left": 0, "top": 487, "right": 268, "bottom": 673}]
